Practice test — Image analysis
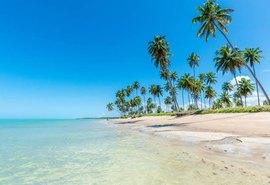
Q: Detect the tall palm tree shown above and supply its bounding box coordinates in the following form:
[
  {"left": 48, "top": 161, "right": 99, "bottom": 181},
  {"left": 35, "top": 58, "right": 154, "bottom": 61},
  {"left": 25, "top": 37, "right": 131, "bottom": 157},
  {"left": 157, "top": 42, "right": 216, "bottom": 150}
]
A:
[
  {"left": 214, "top": 45, "right": 243, "bottom": 105},
  {"left": 205, "top": 85, "right": 216, "bottom": 109},
  {"left": 193, "top": 79, "right": 204, "bottom": 109},
  {"left": 199, "top": 73, "right": 207, "bottom": 109},
  {"left": 187, "top": 52, "right": 200, "bottom": 78},
  {"left": 106, "top": 103, "right": 114, "bottom": 111},
  {"left": 133, "top": 81, "right": 140, "bottom": 96},
  {"left": 187, "top": 53, "right": 200, "bottom": 108},
  {"left": 126, "top": 86, "right": 134, "bottom": 97},
  {"left": 149, "top": 84, "right": 157, "bottom": 104},
  {"left": 155, "top": 85, "right": 163, "bottom": 107},
  {"left": 222, "top": 82, "right": 233, "bottom": 94},
  {"left": 193, "top": 0, "right": 270, "bottom": 103},
  {"left": 244, "top": 48, "right": 263, "bottom": 106},
  {"left": 164, "top": 96, "right": 172, "bottom": 112},
  {"left": 238, "top": 78, "right": 255, "bottom": 107},
  {"left": 177, "top": 77, "right": 186, "bottom": 110},
  {"left": 141, "top": 86, "right": 147, "bottom": 112},
  {"left": 148, "top": 36, "right": 179, "bottom": 111},
  {"left": 179, "top": 73, "right": 193, "bottom": 108}
]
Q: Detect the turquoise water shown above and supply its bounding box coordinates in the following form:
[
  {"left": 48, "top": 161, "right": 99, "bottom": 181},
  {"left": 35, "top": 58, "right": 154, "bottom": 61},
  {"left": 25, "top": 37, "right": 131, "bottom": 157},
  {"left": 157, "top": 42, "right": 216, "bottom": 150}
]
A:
[{"left": 0, "top": 119, "right": 268, "bottom": 185}]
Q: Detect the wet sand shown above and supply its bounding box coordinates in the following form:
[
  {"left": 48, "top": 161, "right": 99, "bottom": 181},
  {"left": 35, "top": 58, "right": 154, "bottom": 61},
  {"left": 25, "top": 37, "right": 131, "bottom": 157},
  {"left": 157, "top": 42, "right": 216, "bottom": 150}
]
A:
[{"left": 109, "top": 113, "right": 270, "bottom": 184}]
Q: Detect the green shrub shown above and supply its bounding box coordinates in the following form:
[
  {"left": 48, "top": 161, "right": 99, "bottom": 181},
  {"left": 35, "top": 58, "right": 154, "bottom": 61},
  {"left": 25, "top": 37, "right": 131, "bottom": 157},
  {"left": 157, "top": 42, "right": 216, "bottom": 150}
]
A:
[{"left": 200, "top": 106, "right": 270, "bottom": 114}]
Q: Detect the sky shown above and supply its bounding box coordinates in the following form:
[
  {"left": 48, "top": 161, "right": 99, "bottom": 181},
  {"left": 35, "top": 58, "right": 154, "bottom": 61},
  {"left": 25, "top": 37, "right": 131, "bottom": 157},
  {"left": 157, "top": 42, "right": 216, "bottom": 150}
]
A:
[{"left": 0, "top": 0, "right": 270, "bottom": 118}]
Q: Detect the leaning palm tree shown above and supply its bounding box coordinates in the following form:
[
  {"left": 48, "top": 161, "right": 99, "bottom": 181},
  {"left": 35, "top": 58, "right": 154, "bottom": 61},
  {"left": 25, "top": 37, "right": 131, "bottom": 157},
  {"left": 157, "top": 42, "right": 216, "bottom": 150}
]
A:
[
  {"left": 133, "top": 81, "right": 140, "bottom": 96},
  {"left": 148, "top": 36, "right": 180, "bottom": 111},
  {"left": 193, "top": 0, "right": 270, "bottom": 103},
  {"left": 244, "top": 48, "right": 263, "bottom": 106},
  {"left": 238, "top": 78, "right": 255, "bottom": 107},
  {"left": 205, "top": 85, "right": 216, "bottom": 109},
  {"left": 222, "top": 82, "right": 233, "bottom": 94},
  {"left": 106, "top": 103, "right": 114, "bottom": 111}
]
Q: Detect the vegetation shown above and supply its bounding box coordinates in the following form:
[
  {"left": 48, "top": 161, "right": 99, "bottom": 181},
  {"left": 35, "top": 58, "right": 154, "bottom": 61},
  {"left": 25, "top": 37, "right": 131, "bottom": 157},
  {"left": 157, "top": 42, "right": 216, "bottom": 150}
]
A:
[{"left": 106, "top": 0, "right": 269, "bottom": 118}]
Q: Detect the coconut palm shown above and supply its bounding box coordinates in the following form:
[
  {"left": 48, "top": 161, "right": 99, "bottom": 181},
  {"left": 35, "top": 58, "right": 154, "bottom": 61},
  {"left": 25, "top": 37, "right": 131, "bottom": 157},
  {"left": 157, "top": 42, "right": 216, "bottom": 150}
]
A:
[
  {"left": 170, "top": 71, "right": 178, "bottom": 83},
  {"left": 164, "top": 96, "right": 172, "bottom": 112},
  {"left": 187, "top": 52, "right": 200, "bottom": 78},
  {"left": 148, "top": 36, "right": 179, "bottom": 111},
  {"left": 214, "top": 45, "right": 244, "bottom": 105},
  {"left": 233, "top": 90, "right": 243, "bottom": 107},
  {"left": 141, "top": 86, "right": 147, "bottom": 112},
  {"left": 133, "top": 81, "right": 140, "bottom": 96},
  {"left": 199, "top": 73, "right": 207, "bottom": 109},
  {"left": 179, "top": 73, "right": 193, "bottom": 107},
  {"left": 177, "top": 77, "right": 186, "bottom": 110},
  {"left": 155, "top": 85, "right": 163, "bottom": 106},
  {"left": 212, "top": 99, "right": 223, "bottom": 109},
  {"left": 149, "top": 84, "right": 157, "bottom": 103},
  {"left": 126, "top": 86, "right": 134, "bottom": 97},
  {"left": 205, "top": 72, "right": 217, "bottom": 85},
  {"left": 193, "top": 79, "right": 204, "bottom": 109},
  {"left": 106, "top": 103, "right": 114, "bottom": 111},
  {"left": 220, "top": 92, "right": 232, "bottom": 108},
  {"left": 205, "top": 85, "right": 216, "bottom": 109},
  {"left": 238, "top": 78, "right": 255, "bottom": 107},
  {"left": 193, "top": 0, "right": 270, "bottom": 103},
  {"left": 222, "top": 82, "right": 233, "bottom": 94},
  {"left": 244, "top": 48, "right": 263, "bottom": 106}
]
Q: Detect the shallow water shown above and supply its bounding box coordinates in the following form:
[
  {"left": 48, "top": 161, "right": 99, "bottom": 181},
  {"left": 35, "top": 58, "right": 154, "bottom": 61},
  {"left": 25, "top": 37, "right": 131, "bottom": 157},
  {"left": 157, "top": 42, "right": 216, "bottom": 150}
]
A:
[{"left": 0, "top": 119, "right": 269, "bottom": 185}]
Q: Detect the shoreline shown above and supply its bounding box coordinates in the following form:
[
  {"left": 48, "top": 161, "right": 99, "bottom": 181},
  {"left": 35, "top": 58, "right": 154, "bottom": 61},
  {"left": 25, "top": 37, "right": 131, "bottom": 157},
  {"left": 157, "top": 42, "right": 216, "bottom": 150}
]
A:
[{"left": 108, "top": 112, "right": 270, "bottom": 172}]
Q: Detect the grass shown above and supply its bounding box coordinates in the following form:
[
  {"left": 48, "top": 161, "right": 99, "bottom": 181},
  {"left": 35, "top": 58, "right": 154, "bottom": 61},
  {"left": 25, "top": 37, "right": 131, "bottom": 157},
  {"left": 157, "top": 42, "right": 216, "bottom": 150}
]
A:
[{"left": 199, "top": 106, "right": 270, "bottom": 114}]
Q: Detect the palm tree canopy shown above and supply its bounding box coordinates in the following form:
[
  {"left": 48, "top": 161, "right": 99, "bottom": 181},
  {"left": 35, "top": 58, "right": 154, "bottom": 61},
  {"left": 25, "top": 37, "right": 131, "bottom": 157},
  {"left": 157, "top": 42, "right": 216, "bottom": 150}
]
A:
[
  {"left": 220, "top": 91, "right": 232, "bottom": 107},
  {"left": 178, "top": 73, "right": 193, "bottom": 90},
  {"left": 199, "top": 73, "right": 206, "bottom": 82},
  {"left": 214, "top": 45, "right": 244, "bottom": 75},
  {"left": 106, "top": 103, "right": 114, "bottom": 111},
  {"left": 141, "top": 86, "right": 146, "bottom": 95},
  {"left": 155, "top": 85, "right": 163, "bottom": 98},
  {"left": 205, "top": 86, "right": 216, "bottom": 99},
  {"left": 164, "top": 96, "right": 172, "bottom": 105},
  {"left": 160, "top": 70, "right": 169, "bottom": 80},
  {"left": 148, "top": 36, "right": 171, "bottom": 71},
  {"left": 222, "top": 82, "right": 233, "bottom": 92},
  {"left": 187, "top": 52, "right": 200, "bottom": 68},
  {"left": 192, "top": 0, "right": 234, "bottom": 41},
  {"left": 205, "top": 72, "right": 217, "bottom": 85},
  {"left": 170, "top": 71, "right": 178, "bottom": 81},
  {"left": 133, "top": 81, "right": 140, "bottom": 90},
  {"left": 238, "top": 78, "right": 255, "bottom": 97},
  {"left": 244, "top": 47, "right": 263, "bottom": 67}
]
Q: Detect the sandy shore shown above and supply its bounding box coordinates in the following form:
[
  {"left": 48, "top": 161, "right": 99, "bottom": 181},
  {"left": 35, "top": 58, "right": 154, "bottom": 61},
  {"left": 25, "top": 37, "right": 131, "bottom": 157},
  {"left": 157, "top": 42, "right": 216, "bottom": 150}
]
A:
[{"left": 109, "top": 113, "right": 270, "bottom": 169}]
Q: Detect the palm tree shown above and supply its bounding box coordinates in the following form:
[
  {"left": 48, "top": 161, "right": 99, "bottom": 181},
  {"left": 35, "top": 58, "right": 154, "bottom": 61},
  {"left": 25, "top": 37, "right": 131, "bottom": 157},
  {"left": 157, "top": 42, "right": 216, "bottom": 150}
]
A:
[
  {"left": 179, "top": 73, "right": 193, "bottom": 108},
  {"left": 126, "top": 86, "right": 134, "bottom": 97},
  {"left": 193, "top": 79, "right": 204, "bottom": 109},
  {"left": 155, "top": 85, "right": 163, "bottom": 107},
  {"left": 205, "top": 85, "right": 216, "bottom": 109},
  {"left": 222, "top": 82, "right": 233, "bottom": 94},
  {"left": 238, "top": 78, "right": 255, "bottom": 107},
  {"left": 220, "top": 92, "right": 232, "bottom": 108},
  {"left": 205, "top": 72, "right": 217, "bottom": 85},
  {"left": 233, "top": 90, "right": 243, "bottom": 107},
  {"left": 149, "top": 84, "right": 157, "bottom": 103},
  {"left": 148, "top": 36, "right": 179, "bottom": 111},
  {"left": 133, "top": 81, "right": 140, "bottom": 96},
  {"left": 244, "top": 48, "right": 263, "bottom": 106},
  {"left": 106, "top": 103, "right": 114, "bottom": 111},
  {"left": 187, "top": 53, "right": 200, "bottom": 78},
  {"left": 164, "top": 96, "right": 172, "bottom": 112},
  {"left": 213, "top": 99, "right": 223, "bottom": 109},
  {"left": 214, "top": 45, "right": 244, "bottom": 105},
  {"left": 199, "top": 73, "right": 207, "bottom": 109},
  {"left": 177, "top": 77, "right": 186, "bottom": 110},
  {"left": 193, "top": 0, "right": 270, "bottom": 103},
  {"left": 141, "top": 86, "right": 147, "bottom": 112}
]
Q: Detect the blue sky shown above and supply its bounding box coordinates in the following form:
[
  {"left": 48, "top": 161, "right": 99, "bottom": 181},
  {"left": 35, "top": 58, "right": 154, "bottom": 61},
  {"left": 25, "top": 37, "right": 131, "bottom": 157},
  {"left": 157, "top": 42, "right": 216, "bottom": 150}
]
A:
[{"left": 0, "top": 0, "right": 270, "bottom": 118}]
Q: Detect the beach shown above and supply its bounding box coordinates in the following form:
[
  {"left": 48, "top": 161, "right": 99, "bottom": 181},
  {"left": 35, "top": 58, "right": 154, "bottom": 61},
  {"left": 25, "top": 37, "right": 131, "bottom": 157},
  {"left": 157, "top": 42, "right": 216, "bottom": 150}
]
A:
[{"left": 110, "top": 112, "right": 270, "bottom": 183}]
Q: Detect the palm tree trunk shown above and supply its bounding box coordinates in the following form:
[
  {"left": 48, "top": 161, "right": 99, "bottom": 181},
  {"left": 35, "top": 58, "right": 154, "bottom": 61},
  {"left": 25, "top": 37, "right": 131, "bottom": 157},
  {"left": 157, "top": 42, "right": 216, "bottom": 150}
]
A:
[
  {"left": 214, "top": 21, "right": 270, "bottom": 104},
  {"left": 143, "top": 96, "right": 146, "bottom": 113},
  {"left": 204, "top": 92, "right": 206, "bottom": 109},
  {"left": 188, "top": 91, "right": 191, "bottom": 107},
  {"left": 245, "top": 96, "right": 247, "bottom": 107},
  {"left": 253, "top": 65, "right": 260, "bottom": 106},
  {"left": 209, "top": 99, "right": 211, "bottom": 109},
  {"left": 158, "top": 97, "right": 161, "bottom": 107},
  {"left": 200, "top": 92, "right": 203, "bottom": 110}
]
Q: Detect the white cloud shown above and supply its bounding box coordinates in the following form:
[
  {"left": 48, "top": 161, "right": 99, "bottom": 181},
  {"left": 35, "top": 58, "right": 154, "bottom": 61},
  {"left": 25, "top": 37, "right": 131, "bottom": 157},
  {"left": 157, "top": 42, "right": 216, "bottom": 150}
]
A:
[{"left": 230, "top": 75, "right": 251, "bottom": 86}]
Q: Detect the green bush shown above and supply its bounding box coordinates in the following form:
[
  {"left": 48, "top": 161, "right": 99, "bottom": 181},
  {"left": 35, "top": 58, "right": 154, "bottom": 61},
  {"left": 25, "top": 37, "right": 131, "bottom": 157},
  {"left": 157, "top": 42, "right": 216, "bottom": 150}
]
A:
[{"left": 200, "top": 106, "right": 270, "bottom": 114}]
